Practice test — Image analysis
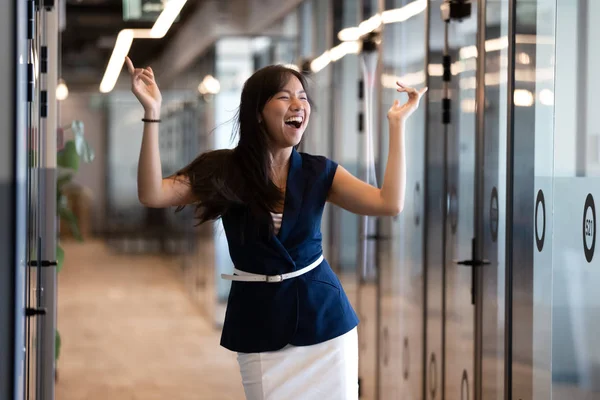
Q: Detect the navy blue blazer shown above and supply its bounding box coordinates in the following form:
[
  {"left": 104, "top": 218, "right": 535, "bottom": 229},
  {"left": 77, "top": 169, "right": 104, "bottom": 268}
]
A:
[{"left": 219, "top": 149, "right": 359, "bottom": 353}]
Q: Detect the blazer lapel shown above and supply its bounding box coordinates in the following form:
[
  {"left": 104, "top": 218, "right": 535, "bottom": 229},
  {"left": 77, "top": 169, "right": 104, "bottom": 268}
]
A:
[{"left": 276, "top": 148, "right": 305, "bottom": 244}]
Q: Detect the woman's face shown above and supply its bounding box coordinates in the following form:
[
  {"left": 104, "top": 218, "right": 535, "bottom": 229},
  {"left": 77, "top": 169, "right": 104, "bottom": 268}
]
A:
[{"left": 260, "top": 75, "right": 311, "bottom": 149}]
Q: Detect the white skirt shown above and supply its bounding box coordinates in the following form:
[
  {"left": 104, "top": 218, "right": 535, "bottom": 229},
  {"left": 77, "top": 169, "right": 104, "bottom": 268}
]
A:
[{"left": 236, "top": 328, "right": 359, "bottom": 400}]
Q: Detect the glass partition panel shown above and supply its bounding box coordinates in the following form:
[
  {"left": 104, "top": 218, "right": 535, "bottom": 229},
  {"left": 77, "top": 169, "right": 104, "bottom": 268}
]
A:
[
  {"left": 378, "top": 0, "right": 427, "bottom": 398},
  {"left": 480, "top": 0, "right": 510, "bottom": 398},
  {"left": 552, "top": 0, "right": 600, "bottom": 397},
  {"left": 530, "top": 1, "right": 556, "bottom": 399}
]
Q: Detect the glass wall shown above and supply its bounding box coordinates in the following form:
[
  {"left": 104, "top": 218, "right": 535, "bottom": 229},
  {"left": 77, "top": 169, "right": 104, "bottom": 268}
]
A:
[
  {"left": 212, "top": 37, "right": 255, "bottom": 324},
  {"left": 550, "top": 0, "right": 600, "bottom": 397},
  {"left": 251, "top": 10, "right": 299, "bottom": 70},
  {"left": 481, "top": 0, "right": 510, "bottom": 398},
  {"left": 518, "top": 0, "right": 600, "bottom": 398},
  {"left": 303, "top": 0, "right": 333, "bottom": 159},
  {"left": 327, "top": 0, "right": 361, "bottom": 320},
  {"left": 425, "top": 1, "right": 445, "bottom": 398},
  {"left": 329, "top": 0, "right": 361, "bottom": 277},
  {"left": 531, "top": 1, "right": 555, "bottom": 398},
  {"left": 378, "top": 0, "right": 427, "bottom": 399}
]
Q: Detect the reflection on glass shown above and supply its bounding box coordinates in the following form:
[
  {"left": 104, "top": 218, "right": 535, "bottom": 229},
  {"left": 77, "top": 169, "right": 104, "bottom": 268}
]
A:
[
  {"left": 444, "top": 2, "right": 478, "bottom": 399},
  {"left": 329, "top": 0, "right": 360, "bottom": 288},
  {"left": 481, "top": 0, "right": 509, "bottom": 399},
  {"left": 426, "top": 1, "right": 446, "bottom": 399},
  {"left": 378, "top": 1, "right": 426, "bottom": 399}
]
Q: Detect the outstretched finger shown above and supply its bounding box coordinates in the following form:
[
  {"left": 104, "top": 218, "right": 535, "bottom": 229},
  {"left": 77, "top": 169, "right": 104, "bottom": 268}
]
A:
[
  {"left": 125, "top": 56, "right": 135, "bottom": 74},
  {"left": 399, "top": 87, "right": 417, "bottom": 95}
]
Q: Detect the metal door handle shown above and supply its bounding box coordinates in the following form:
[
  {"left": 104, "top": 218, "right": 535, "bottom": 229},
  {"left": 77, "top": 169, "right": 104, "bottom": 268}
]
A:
[
  {"left": 25, "top": 307, "right": 47, "bottom": 317},
  {"left": 453, "top": 259, "right": 490, "bottom": 267}
]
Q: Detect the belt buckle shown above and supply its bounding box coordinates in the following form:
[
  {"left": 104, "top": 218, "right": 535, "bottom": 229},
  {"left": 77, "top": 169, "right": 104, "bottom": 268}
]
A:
[{"left": 266, "top": 274, "right": 283, "bottom": 283}]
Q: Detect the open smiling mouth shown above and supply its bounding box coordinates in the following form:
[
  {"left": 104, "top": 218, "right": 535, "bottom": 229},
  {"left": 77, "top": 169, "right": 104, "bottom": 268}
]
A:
[{"left": 285, "top": 116, "right": 303, "bottom": 129}]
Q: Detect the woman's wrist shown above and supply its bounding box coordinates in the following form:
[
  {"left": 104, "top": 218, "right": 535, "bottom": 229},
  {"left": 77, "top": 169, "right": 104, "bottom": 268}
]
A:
[
  {"left": 388, "top": 119, "right": 406, "bottom": 134},
  {"left": 144, "top": 107, "right": 161, "bottom": 120}
]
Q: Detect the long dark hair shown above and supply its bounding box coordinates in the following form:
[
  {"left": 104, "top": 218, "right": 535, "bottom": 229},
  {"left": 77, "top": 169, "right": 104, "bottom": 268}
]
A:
[{"left": 175, "top": 65, "right": 312, "bottom": 233}]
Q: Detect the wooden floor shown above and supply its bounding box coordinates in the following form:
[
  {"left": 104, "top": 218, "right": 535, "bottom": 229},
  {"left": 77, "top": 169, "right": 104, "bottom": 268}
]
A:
[{"left": 55, "top": 240, "right": 244, "bottom": 400}]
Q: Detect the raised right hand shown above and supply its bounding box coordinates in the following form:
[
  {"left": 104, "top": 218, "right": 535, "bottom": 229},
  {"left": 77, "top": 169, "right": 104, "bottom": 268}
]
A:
[
  {"left": 125, "top": 56, "right": 162, "bottom": 114},
  {"left": 387, "top": 81, "right": 427, "bottom": 125}
]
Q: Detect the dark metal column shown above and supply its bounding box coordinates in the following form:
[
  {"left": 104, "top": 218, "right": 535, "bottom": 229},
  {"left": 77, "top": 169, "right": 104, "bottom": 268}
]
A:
[
  {"left": 475, "top": 0, "right": 487, "bottom": 398},
  {"left": 505, "top": 0, "right": 516, "bottom": 397}
]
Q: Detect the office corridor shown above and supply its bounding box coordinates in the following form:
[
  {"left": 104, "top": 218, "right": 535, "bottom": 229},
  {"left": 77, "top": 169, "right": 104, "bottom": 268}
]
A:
[{"left": 55, "top": 241, "right": 244, "bottom": 400}]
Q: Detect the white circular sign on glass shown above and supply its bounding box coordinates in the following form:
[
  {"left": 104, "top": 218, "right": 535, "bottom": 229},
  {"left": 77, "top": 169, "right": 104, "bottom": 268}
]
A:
[
  {"left": 583, "top": 193, "right": 596, "bottom": 263},
  {"left": 535, "top": 190, "right": 545, "bottom": 252},
  {"left": 490, "top": 187, "right": 499, "bottom": 242}
]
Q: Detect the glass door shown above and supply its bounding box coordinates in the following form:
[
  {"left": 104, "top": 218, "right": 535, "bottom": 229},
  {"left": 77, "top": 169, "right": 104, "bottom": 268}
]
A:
[
  {"left": 377, "top": 1, "right": 427, "bottom": 399},
  {"left": 442, "top": 2, "right": 478, "bottom": 398},
  {"left": 480, "top": 0, "right": 510, "bottom": 398},
  {"left": 26, "top": 2, "right": 42, "bottom": 397},
  {"left": 425, "top": 2, "right": 447, "bottom": 398},
  {"left": 25, "top": 1, "right": 59, "bottom": 398},
  {"left": 427, "top": 1, "right": 510, "bottom": 399}
]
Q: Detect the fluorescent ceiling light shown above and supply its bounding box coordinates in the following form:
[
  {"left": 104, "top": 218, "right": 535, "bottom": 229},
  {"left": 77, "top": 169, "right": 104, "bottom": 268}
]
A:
[
  {"left": 310, "top": 51, "right": 331, "bottom": 74},
  {"left": 150, "top": 0, "right": 188, "bottom": 38},
  {"left": 358, "top": 14, "right": 382, "bottom": 37},
  {"left": 330, "top": 41, "right": 360, "bottom": 61},
  {"left": 459, "top": 34, "right": 552, "bottom": 60},
  {"left": 381, "top": 0, "right": 427, "bottom": 24},
  {"left": 337, "top": 0, "right": 426, "bottom": 42},
  {"left": 100, "top": 29, "right": 135, "bottom": 93},
  {"left": 514, "top": 89, "right": 534, "bottom": 107},
  {"left": 310, "top": 41, "right": 360, "bottom": 73},
  {"left": 100, "top": 0, "right": 188, "bottom": 93},
  {"left": 337, "top": 27, "right": 361, "bottom": 42}
]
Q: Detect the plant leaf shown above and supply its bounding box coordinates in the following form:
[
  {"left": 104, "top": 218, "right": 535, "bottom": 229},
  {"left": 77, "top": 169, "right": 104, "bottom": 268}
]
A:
[
  {"left": 57, "top": 174, "right": 73, "bottom": 190},
  {"left": 58, "top": 204, "right": 83, "bottom": 242},
  {"left": 55, "top": 329, "right": 61, "bottom": 361},
  {"left": 56, "top": 174, "right": 73, "bottom": 205},
  {"left": 56, "top": 244, "right": 64, "bottom": 273},
  {"left": 56, "top": 140, "right": 79, "bottom": 171}
]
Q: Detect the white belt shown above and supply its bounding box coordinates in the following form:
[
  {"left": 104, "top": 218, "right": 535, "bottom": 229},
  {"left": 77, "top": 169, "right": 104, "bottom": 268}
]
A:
[{"left": 221, "top": 254, "right": 324, "bottom": 283}]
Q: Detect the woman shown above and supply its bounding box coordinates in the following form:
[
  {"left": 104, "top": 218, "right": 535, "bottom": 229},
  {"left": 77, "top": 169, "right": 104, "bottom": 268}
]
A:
[{"left": 125, "top": 56, "right": 426, "bottom": 400}]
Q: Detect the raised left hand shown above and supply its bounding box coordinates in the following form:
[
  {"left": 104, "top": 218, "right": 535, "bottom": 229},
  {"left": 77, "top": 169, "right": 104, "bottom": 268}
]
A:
[{"left": 387, "top": 82, "right": 428, "bottom": 124}]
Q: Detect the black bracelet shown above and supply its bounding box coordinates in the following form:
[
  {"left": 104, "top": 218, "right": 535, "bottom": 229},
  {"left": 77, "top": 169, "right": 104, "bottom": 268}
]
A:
[{"left": 142, "top": 118, "right": 161, "bottom": 123}]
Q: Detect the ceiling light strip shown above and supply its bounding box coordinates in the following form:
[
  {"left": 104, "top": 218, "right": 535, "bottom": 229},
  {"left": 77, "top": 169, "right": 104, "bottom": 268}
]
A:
[
  {"left": 311, "top": 0, "right": 426, "bottom": 73},
  {"left": 99, "top": 0, "right": 188, "bottom": 93}
]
